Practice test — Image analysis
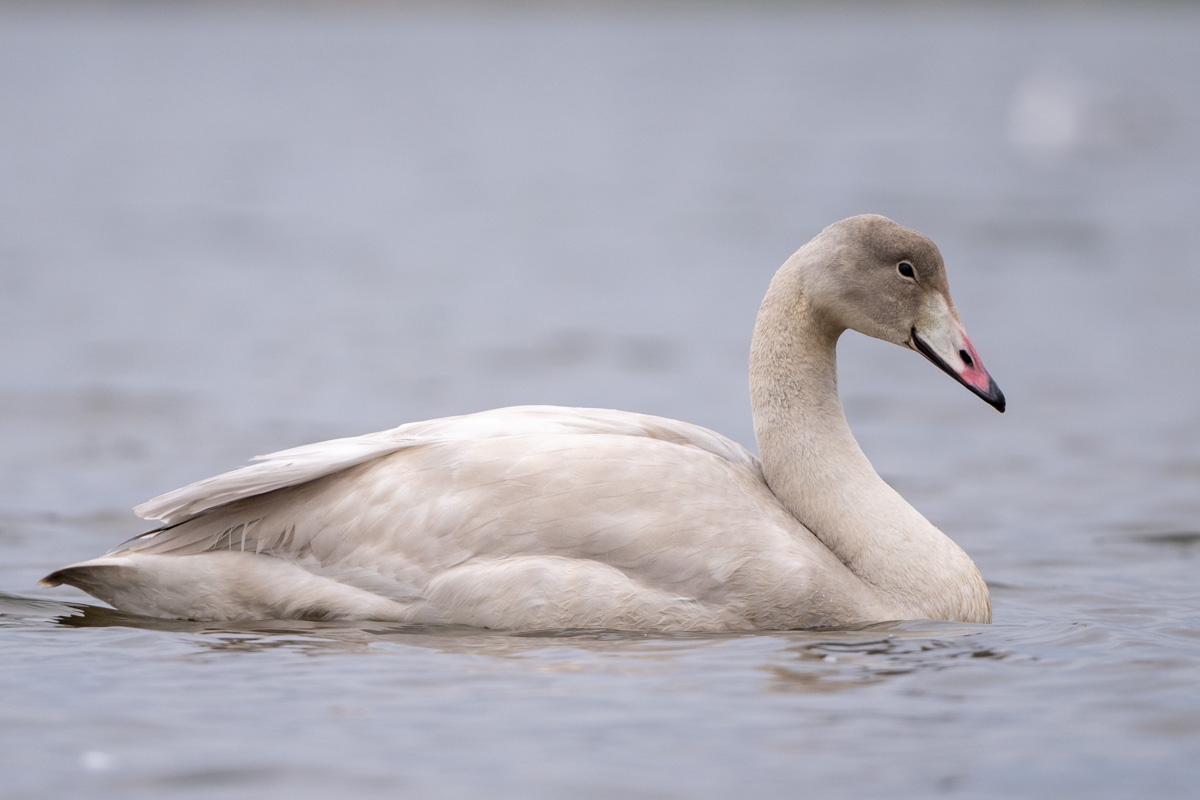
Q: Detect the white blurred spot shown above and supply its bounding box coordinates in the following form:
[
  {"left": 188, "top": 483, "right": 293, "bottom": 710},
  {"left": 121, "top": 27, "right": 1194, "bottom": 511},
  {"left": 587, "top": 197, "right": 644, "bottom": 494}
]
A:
[
  {"left": 81, "top": 750, "right": 115, "bottom": 771},
  {"left": 1007, "top": 73, "right": 1089, "bottom": 157},
  {"left": 1008, "top": 69, "right": 1166, "bottom": 161}
]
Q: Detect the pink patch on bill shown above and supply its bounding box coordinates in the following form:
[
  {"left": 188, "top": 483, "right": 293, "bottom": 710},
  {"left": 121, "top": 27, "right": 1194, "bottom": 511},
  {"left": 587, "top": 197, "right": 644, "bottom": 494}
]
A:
[{"left": 957, "top": 333, "right": 994, "bottom": 392}]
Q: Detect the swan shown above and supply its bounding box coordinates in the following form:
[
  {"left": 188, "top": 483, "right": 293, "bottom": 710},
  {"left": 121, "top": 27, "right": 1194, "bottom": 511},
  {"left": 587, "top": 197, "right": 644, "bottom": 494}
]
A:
[{"left": 41, "top": 214, "right": 1005, "bottom": 630}]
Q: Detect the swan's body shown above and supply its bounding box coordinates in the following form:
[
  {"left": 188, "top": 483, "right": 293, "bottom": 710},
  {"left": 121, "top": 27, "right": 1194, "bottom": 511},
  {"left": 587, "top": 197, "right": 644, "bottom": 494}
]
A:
[{"left": 42, "top": 215, "right": 1005, "bottom": 630}]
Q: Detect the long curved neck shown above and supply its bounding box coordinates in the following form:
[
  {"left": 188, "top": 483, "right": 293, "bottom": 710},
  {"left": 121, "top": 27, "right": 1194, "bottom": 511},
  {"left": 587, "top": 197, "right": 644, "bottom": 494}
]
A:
[{"left": 748, "top": 257, "right": 990, "bottom": 623}]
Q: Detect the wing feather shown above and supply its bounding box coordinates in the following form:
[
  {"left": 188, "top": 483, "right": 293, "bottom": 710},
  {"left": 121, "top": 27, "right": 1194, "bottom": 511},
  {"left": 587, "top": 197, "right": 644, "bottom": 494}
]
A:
[{"left": 134, "top": 436, "right": 416, "bottom": 525}]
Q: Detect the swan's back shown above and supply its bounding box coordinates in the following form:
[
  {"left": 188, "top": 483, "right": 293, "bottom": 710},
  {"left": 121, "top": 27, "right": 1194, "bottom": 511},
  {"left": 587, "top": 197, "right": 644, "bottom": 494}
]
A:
[{"left": 134, "top": 406, "right": 762, "bottom": 526}]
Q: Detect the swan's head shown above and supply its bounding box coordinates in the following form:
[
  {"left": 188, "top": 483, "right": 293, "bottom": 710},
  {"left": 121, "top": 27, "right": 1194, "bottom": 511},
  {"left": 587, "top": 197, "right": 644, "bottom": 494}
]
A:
[{"left": 808, "top": 214, "right": 1005, "bottom": 413}]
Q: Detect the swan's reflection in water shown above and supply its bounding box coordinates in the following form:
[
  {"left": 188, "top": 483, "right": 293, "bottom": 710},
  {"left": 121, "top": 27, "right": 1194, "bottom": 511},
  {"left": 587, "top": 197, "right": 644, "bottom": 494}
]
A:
[{"left": 21, "top": 594, "right": 1007, "bottom": 692}]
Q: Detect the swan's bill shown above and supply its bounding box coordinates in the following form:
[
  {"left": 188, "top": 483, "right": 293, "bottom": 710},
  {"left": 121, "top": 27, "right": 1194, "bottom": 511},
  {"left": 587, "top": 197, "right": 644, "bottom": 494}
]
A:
[{"left": 910, "top": 326, "right": 1006, "bottom": 413}]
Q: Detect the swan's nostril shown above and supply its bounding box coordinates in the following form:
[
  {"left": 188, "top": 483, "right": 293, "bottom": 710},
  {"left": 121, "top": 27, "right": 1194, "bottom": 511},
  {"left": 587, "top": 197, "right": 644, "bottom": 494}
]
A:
[{"left": 959, "top": 349, "right": 974, "bottom": 368}]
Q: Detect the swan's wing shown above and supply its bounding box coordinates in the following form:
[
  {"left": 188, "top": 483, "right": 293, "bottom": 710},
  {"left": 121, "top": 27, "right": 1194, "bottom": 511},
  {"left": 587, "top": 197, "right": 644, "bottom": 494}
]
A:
[{"left": 133, "top": 406, "right": 760, "bottom": 526}]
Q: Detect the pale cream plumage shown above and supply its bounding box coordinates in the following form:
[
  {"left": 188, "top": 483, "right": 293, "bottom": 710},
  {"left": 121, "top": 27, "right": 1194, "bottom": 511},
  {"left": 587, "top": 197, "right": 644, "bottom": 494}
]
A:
[{"left": 41, "top": 214, "right": 1005, "bottom": 630}]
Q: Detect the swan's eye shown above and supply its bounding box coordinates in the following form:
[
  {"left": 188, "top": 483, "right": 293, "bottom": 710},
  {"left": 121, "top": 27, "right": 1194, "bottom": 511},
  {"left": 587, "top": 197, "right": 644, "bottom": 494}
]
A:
[{"left": 897, "top": 261, "right": 916, "bottom": 280}]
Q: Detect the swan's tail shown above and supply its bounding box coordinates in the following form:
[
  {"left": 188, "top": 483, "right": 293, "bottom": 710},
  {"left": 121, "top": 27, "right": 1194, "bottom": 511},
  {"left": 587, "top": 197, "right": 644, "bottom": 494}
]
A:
[
  {"left": 40, "top": 562, "right": 123, "bottom": 594},
  {"left": 39, "top": 552, "right": 414, "bottom": 622}
]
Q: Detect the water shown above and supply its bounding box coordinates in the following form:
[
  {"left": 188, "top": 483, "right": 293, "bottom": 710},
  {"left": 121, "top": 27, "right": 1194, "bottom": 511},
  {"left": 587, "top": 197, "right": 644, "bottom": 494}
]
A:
[{"left": 2, "top": 2, "right": 1199, "bottom": 797}]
